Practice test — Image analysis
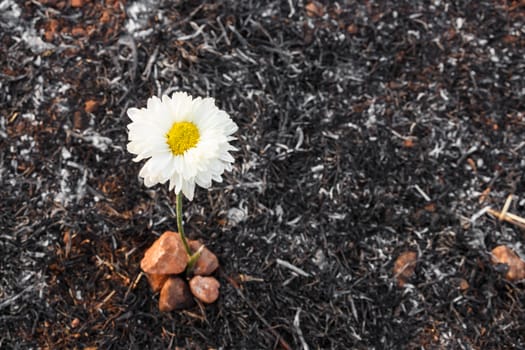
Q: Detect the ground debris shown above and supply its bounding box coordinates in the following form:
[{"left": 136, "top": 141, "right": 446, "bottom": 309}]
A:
[
  {"left": 1, "top": 0, "right": 525, "bottom": 348},
  {"left": 491, "top": 245, "right": 525, "bottom": 281}
]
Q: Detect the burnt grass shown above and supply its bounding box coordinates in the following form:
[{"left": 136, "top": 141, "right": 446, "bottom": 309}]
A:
[{"left": 1, "top": 0, "right": 525, "bottom": 349}]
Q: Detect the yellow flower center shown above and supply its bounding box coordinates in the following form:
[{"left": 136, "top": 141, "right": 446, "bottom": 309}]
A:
[{"left": 166, "top": 121, "right": 200, "bottom": 155}]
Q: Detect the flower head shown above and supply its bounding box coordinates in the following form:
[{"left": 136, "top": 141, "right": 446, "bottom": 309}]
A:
[{"left": 127, "top": 92, "right": 238, "bottom": 200}]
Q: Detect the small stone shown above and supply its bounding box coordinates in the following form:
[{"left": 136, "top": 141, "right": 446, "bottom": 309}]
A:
[
  {"left": 305, "top": 2, "right": 324, "bottom": 17},
  {"left": 189, "top": 240, "right": 219, "bottom": 276},
  {"left": 393, "top": 251, "right": 417, "bottom": 287},
  {"left": 159, "top": 277, "right": 194, "bottom": 312},
  {"left": 140, "top": 231, "right": 188, "bottom": 275},
  {"left": 100, "top": 10, "right": 111, "bottom": 24},
  {"left": 145, "top": 273, "right": 168, "bottom": 293},
  {"left": 71, "top": 318, "right": 80, "bottom": 328},
  {"left": 71, "top": 26, "right": 85, "bottom": 37},
  {"left": 491, "top": 245, "right": 525, "bottom": 281},
  {"left": 189, "top": 276, "right": 220, "bottom": 304},
  {"left": 71, "top": 0, "right": 83, "bottom": 7},
  {"left": 457, "top": 278, "right": 469, "bottom": 292},
  {"left": 347, "top": 23, "right": 358, "bottom": 34},
  {"left": 45, "top": 19, "right": 59, "bottom": 42},
  {"left": 84, "top": 99, "right": 99, "bottom": 113},
  {"left": 73, "top": 111, "right": 86, "bottom": 130}
]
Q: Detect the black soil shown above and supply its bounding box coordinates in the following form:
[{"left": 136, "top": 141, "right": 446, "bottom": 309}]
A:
[{"left": 1, "top": 0, "right": 525, "bottom": 349}]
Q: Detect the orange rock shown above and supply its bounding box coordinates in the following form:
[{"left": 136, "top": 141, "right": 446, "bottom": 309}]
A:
[
  {"left": 491, "top": 245, "right": 525, "bottom": 281},
  {"left": 403, "top": 138, "right": 415, "bottom": 148},
  {"left": 45, "top": 19, "right": 60, "bottom": 42},
  {"left": 159, "top": 277, "right": 194, "bottom": 312},
  {"left": 73, "top": 111, "right": 85, "bottom": 130},
  {"left": 189, "top": 276, "right": 220, "bottom": 304},
  {"left": 71, "top": 0, "right": 83, "bottom": 7},
  {"left": 189, "top": 240, "right": 219, "bottom": 276},
  {"left": 458, "top": 278, "right": 469, "bottom": 291},
  {"left": 140, "top": 231, "right": 188, "bottom": 275},
  {"left": 71, "top": 318, "right": 80, "bottom": 328},
  {"left": 84, "top": 99, "right": 99, "bottom": 113},
  {"left": 347, "top": 23, "right": 358, "bottom": 34},
  {"left": 71, "top": 26, "right": 85, "bottom": 37},
  {"left": 100, "top": 10, "right": 111, "bottom": 24},
  {"left": 305, "top": 1, "right": 324, "bottom": 17},
  {"left": 393, "top": 251, "right": 417, "bottom": 287},
  {"left": 145, "top": 273, "right": 168, "bottom": 292}
]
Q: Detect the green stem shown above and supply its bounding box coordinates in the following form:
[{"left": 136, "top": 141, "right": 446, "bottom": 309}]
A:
[
  {"left": 187, "top": 247, "right": 202, "bottom": 273},
  {"left": 176, "top": 192, "right": 191, "bottom": 256}
]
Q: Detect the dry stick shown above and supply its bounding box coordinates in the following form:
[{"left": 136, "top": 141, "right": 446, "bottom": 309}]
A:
[
  {"left": 293, "top": 308, "right": 309, "bottom": 350},
  {"left": 499, "top": 195, "right": 514, "bottom": 220},
  {"left": 124, "top": 272, "right": 144, "bottom": 302},
  {"left": 276, "top": 258, "right": 310, "bottom": 277},
  {"left": 486, "top": 208, "right": 525, "bottom": 230},
  {"left": 96, "top": 290, "right": 116, "bottom": 309},
  {"left": 222, "top": 271, "right": 292, "bottom": 350}
]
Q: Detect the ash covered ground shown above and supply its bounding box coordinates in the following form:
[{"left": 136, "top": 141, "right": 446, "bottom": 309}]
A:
[{"left": 1, "top": 0, "right": 525, "bottom": 349}]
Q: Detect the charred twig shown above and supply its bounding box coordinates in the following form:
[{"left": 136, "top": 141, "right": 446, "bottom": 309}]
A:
[{"left": 276, "top": 258, "right": 311, "bottom": 277}]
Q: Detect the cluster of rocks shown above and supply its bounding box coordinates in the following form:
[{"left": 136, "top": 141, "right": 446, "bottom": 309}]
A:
[{"left": 140, "top": 231, "right": 220, "bottom": 311}]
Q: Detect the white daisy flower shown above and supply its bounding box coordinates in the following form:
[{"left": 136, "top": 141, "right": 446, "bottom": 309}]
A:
[{"left": 127, "top": 92, "right": 238, "bottom": 200}]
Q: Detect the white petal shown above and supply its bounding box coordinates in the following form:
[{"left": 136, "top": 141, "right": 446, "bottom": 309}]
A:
[
  {"left": 195, "top": 172, "right": 212, "bottom": 188},
  {"left": 220, "top": 151, "right": 235, "bottom": 163},
  {"left": 181, "top": 179, "right": 195, "bottom": 200},
  {"left": 127, "top": 108, "right": 144, "bottom": 122}
]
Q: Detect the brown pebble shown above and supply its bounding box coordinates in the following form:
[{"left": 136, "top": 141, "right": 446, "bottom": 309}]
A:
[
  {"left": 73, "top": 111, "right": 86, "bottom": 130},
  {"left": 491, "top": 245, "right": 525, "bottom": 281},
  {"left": 71, "top": 318, "right": 80, "bottom": 328},
  {"left": 100, "top": 10, "right": 111, "bottom": 23},
  {"left": 145, "top": 273, "right": 168, "bottom": 293},
  {"left": 305, "top": 2, "right": 324, "bottom": 17},
  {"left": 159, "top": 277, "right": 194, "bottom": 312},
  {"left": 189, "top": 276, "right": 220, "bottom": 304},
  {"left": 45, "top": 19, "right": 60, "bottom": 42},
  {"left": 458, "top": 278, "right": 469, "bottom": 291},
  {"left": 189, "top": 240, "right": 219, "bottom": 276},
  {"left": 84, "top": 99, "right": 99, "bottom": 113},
  {"left": 71, "top": 26, "right": 85, "bottom": 37},
  {"left": 347, "top": 23, "right": 358, "bottom": 34},
  {"left": 70, "top": 0, "right": 83, "bottom": 7},
  {"left": 140, "top": 231, "right": 188, "bottom": 275},
  {"left": 393, "top": 251, "right": 417, "bottom": 287}
]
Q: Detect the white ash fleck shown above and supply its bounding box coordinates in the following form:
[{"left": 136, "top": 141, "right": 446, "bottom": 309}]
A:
[
  {"left": 0, "top": 0, "right": 21, "bottom": 28},
  {"left": 227, "top": 205, "right": 248, "bottom": 226},
  {"left": 58, "top": 83, "right": 71, "bottom": 94},
  {"left": 61, "top": 147, "right": 72, "bottom": 160},
  {"left": 20, "top": 29, "right": 56, "bottom": 54},
  {"left": 54, "top": 168, "right": 72, "bottom": 206},
  {"left": 312, "top": 249, "right": 328, "bottom": 270},
  {"left": 22, "top": 113, "right": 36, "bottom": 121},
  {"left": 65, "top": 127, "right": 113, "bottom": 152},
  {"left": 274, "top": 204, "right": 284, "bottom": 223},
  {"left": 125, "top": 0, "right": 159, "bottom": 38},
  {"left": 327, "top": 213, "right": 346, "bottom": 221},
  {"left": 455, "top": 17, "right": 465, "bottom": 30},
  {"left": 489, "top": 47, "right": 499, "bottom": 63},
  {"left": 75, "top": 169, "right": 89, "bottom": 203},
  {"left": 81, "top": 130, "right": 113, "bottom": 152},
  {"left": 310, "top": 164, "right": 324, "bottom": 173},
  {"left": 32, "top": 76, "right": 45, "bottom": 109}
]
